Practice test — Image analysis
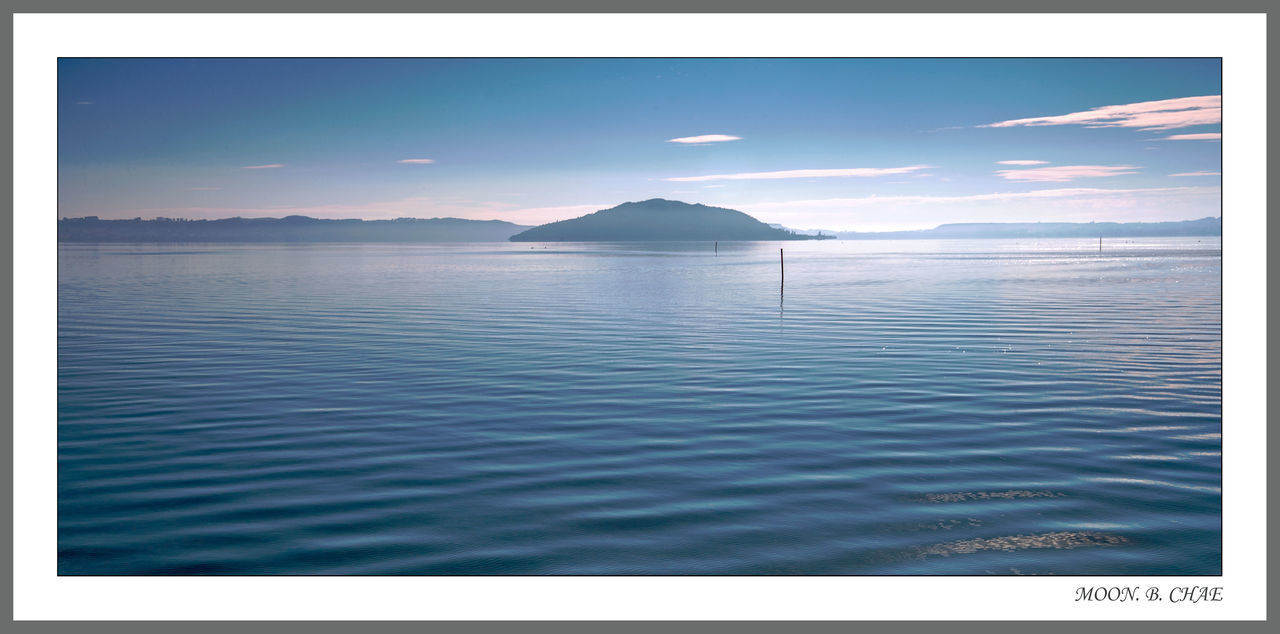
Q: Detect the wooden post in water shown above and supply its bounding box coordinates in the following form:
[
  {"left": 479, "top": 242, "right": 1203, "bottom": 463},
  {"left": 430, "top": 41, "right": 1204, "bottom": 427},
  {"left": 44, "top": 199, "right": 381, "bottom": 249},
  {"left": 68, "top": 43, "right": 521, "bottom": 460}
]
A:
[
  {"left": 780, "top": 248, "right": 785, "bottom": 285},
  {"left": 715, "top": 241, "right": 718, "bottom": 255},
  {"left": 1099, "top": 236, "right": 1102, "bottom": 252}
]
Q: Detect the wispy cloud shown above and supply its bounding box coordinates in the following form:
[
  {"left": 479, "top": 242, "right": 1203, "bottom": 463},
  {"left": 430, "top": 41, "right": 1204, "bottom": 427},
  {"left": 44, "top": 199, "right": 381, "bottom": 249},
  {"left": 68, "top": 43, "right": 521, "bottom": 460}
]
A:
[
  {"left": 1170, "top": 171, "right": 1221, "bottom": 177},
  {"left": 996, "top": 160, "right": 1049, "bottom": 165},
  {"left": 996, "top": 165, "right": 1139, "bottom": 182},
  {"left": 1161, "top": 133, "right": 1221, "bottom": 141},
  {"left": 981, "top": 95, "right": 1221, "bottom": 132},
  {"left": 666, "top": 165, "right": 933, "bottom": 182},
  {"left": 242, "top": 164, "right": 285, "bottom": 169},
  {"left": 397, "top": 158, "right": 436, "bottom": 164},
  {"left": 666, "top": 134, "right": 742, "bottom": 144},
  {"left": 190, "top": 187, "right": 221, "bottom": 191}
]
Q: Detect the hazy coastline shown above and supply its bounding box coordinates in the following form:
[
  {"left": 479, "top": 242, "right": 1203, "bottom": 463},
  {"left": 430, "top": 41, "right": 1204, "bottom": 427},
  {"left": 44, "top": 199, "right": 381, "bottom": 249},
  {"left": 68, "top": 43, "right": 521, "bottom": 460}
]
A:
[{"left": 59, "top": 202, "right": 1222, "bottom": 243}]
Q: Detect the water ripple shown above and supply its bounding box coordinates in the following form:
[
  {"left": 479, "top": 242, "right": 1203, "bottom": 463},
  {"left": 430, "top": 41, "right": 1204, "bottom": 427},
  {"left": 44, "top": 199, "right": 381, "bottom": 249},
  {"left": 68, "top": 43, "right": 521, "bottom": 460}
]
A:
[{"left": 58, "top": 239, "right": 1221, "bottom": 575}]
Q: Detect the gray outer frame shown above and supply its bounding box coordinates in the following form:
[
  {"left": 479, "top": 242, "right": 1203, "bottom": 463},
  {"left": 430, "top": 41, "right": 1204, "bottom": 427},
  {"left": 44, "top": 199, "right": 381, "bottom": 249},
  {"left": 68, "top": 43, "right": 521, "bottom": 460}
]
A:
[{"left": 7, "top": 2, "right": 1270, "bottom": 631}]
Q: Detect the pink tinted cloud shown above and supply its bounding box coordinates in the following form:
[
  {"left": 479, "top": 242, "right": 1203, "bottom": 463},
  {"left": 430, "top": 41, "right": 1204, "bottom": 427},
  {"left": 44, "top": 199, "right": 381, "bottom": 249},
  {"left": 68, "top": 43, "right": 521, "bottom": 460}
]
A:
[
  {"left": 1162, "top": 133, "right": 1222, "bottom": 141},
  {"left": 996, "top": 160, "right": 1049, "bottom": 165},
  {"left": 666, "top": 134, "right": 742, "bottom": 144},
  {"left": 982, "top": 95, "right": 1221, "bottom": 132},
  {"left": 666, "top": 165, "right": 932, "bottom": 182},
  {"left": 397, "top": 158, "right": 436, "bottom": 164},
  {"left": 242, "top": 164, "right": 285, "bottom": 169},
  {"left": 996, "top": 165, "right": 1139, "bottom": 182}
]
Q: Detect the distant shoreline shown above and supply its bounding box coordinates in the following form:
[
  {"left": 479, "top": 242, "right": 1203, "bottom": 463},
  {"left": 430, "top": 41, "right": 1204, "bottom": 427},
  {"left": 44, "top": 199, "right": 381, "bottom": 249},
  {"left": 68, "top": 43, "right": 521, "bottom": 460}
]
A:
[
  {"left": 57, "top": 215, "right": 531, "bottom": 243},
  {"left": 824, "top": 217, "right": 1220, "bottom": 240},
  {"left": 58, "top": 214, "right": 1221, "bottom": 243}
]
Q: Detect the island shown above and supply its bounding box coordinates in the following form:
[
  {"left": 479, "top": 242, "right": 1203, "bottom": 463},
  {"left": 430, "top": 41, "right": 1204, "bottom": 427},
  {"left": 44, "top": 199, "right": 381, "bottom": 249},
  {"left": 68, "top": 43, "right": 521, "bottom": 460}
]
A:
[{"left": 508, "top": 199, "right": 833, "bottom": 242}]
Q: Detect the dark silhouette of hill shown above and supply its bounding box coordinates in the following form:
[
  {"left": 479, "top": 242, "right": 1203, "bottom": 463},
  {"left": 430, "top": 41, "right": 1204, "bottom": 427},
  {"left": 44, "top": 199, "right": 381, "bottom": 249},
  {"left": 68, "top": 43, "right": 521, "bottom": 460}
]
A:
[
  {"left": 834, "top": 217, "right": 1221, "bottom": 240},
  {"left": 509, "top": 199, "right": 831, "bottom": 242},
  {"left": 58, "top": 216, "right": 531, "bottom": 243}
]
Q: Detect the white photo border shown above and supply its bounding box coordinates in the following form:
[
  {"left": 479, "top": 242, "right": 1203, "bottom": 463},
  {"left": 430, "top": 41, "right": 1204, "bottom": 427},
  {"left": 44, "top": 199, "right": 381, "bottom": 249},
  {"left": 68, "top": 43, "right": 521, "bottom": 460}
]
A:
[{"left": 15, "top": 12, "right": 1266, "bottom": 621}]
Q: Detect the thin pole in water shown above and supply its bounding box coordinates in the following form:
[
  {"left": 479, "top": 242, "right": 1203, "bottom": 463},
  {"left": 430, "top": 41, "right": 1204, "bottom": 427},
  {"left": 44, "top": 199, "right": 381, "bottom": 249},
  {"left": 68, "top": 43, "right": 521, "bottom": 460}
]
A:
[
  {"left": 1099, "top": 236, "right": 1102, "bottom": 252},
  {"left": 780, "top": 248, "right": 784, "bottom": 285},
  {"left": 715, "top": 241, "right": 718, "bottom": 255}
]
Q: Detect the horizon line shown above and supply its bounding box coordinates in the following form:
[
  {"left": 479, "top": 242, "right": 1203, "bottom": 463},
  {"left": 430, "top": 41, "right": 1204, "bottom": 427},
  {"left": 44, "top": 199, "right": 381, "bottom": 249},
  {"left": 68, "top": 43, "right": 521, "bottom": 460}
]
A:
[{"left": 58, "top": 212, "right": 1224, "bottom": 233}]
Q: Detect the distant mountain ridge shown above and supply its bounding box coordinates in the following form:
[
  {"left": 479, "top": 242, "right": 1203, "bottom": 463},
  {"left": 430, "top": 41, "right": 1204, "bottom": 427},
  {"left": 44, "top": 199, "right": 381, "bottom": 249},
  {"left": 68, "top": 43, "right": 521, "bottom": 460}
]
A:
[
  {"left": 833, "top": 217, "right": 1221, "bottom": 240},
  {"left": 58, "top": 215, "right": 531, "bottom": 243},
  {"left": 58, "top": 211, "right": 1222, "bottom": 243},
  {"left": 509, "top": 199, "right": 831, "bottom": 242}
]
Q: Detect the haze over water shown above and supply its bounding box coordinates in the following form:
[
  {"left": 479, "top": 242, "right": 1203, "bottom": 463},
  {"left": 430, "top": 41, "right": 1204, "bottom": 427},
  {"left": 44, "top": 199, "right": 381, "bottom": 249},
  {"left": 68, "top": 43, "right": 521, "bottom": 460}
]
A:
[{"left": 58, "top": 238, "right": 1221, "bottom": 575}]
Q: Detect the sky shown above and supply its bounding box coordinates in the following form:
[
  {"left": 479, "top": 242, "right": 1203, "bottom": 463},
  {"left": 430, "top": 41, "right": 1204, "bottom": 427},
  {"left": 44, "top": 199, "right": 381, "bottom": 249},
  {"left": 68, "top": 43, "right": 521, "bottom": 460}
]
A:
[{"left": 58, "top": 58, "right": 1222, "bottom": 231}]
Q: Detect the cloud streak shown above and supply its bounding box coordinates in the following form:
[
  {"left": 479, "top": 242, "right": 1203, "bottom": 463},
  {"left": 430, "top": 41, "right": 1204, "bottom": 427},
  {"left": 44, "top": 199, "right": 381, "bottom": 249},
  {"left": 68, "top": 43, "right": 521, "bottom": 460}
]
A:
[
  {"left": 981, "top": 95, "right": 1221, "bottom": 132},
  {"left": 397, "top": 158, "right": 436, "bottom": 164},
  {"left": 996, "top": 165, "right": 1139, "bottom": 182},
  {"left": 242, "top": 164, "right": 285, "bottom": 169},
  {"left": 1170, "top": 171, "right": 1221, "bottom": 177},
  {"left": 996, "top": 160, "right": 1049, "bottom": 165},
  {"left": 666, "top": 134, "right": 742, "bottom": 144},
  {"left": 1162, "top": 133, "right": 1221, "bottom": 141},
  {"left": 666, "top": 165, "right": 933, "bottom": 182}
]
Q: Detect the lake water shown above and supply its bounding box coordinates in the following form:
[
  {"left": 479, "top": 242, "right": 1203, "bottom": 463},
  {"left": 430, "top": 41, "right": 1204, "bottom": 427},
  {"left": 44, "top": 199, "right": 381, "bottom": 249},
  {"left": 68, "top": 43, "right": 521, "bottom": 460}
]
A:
[{"left": 57, "top": 238, "right": 1222, "bottom": 575}]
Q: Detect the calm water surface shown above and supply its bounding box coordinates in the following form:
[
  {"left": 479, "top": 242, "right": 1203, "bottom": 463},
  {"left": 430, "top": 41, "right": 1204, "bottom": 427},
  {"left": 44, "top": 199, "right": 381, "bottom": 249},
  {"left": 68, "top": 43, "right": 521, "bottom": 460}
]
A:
[{"left": 58, "top": 238, "right": 1221, "bottom": 574}]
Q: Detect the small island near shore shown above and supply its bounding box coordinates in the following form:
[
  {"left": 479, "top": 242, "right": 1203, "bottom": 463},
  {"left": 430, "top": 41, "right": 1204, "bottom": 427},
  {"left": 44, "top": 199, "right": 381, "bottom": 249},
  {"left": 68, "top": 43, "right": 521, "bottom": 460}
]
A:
[{"left": 508, "top": 199, "right": 831, "bottom": 242}]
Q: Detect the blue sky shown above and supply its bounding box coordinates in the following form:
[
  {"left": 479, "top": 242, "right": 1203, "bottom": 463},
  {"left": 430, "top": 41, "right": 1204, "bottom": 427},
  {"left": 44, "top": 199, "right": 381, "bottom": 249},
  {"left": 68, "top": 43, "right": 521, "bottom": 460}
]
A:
[{"left": 58, "top": 58, "right": 1221, "bottom": 231}]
